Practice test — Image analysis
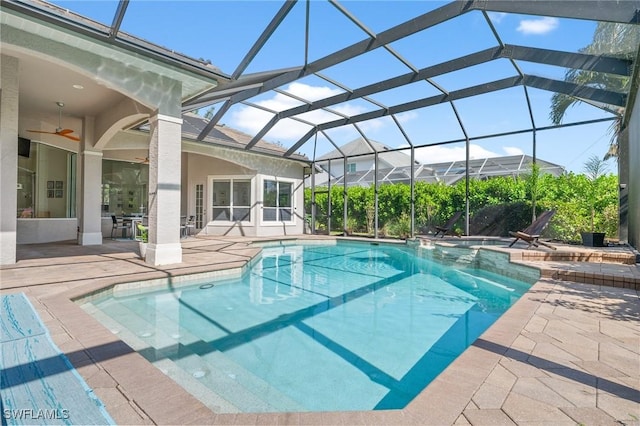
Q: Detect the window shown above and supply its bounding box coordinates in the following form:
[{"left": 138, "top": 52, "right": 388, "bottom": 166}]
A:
[
  {"left": 263, "top": 180, "right": 293, "bottom": 222},
  {"left": 102, "top": 159, "right": 149, "bottom": 216},
  {"left": 347, "top": 163, "right": 356, "bottom": 173},
  {"left": 17, "top": 142, "right": 76, "bottom": 218},
  {"left": 211, "top": 179, "right": 251, "bottom": 222}
]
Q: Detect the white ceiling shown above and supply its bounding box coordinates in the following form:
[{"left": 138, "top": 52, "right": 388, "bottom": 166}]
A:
[{"left": 10, "top": 47, "right": 125, "bottom": 119}]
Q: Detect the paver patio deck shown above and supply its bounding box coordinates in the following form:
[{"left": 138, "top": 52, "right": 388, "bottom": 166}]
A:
[{"left": 0, "top": 235, "right": 638, "bottom": 425}]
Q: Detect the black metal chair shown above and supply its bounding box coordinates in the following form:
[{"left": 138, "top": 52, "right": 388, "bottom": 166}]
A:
[{"left": 110, "top": 215, "right": 130, "bottom": 239}]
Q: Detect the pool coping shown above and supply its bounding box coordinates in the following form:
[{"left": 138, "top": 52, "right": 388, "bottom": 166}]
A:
[{"left": 4, "top": 235, "right": 639, "bottom": 425}]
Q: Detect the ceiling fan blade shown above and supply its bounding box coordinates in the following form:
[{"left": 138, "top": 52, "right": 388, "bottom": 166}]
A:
[
  {"left": 28, "top": 104, "right": 79, "bottom": 141},
  {"left": 61, "top": 133, "right": 81, "bottom": 141},
  {"left": 27, "top": 129, "right": 56, "bottom": 134}
]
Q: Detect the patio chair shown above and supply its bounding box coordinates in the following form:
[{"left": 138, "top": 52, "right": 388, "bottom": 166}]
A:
[
  {"left": 183, "top": 215, "right": 196, "bottom": 237},
  {"left": 110, "top": 215, "right": 130, "bottom": 239},
  {"left": 509, "top": 210, "right": 557, "bottom": 250},
  {"left": 434, "top": 211, "right": 463, "bottom": 237}
]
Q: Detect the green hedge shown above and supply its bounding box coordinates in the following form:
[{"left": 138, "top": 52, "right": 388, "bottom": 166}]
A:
[{"left": 305, "top": 172, "right": 619, "bottom": 242}]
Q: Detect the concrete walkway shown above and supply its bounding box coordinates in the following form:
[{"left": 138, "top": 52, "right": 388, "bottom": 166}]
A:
[{"left": 0, "top": 236, "right": 638, "bottom": 425}]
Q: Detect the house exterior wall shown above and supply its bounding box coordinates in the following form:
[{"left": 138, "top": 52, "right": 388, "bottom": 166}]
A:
[
  {"left": 347, "top": 157, "right": 373, "bottom": 174},
  {"left": 183, "top": 146, "right": 305, "bottom": 237},
  {"left": 0, "top": 55, "right": 19, "bottom": 264},
  {"left": 181, "top": 152, "right": 189, "bottom": 216},
  {"left": 17, "top": 219, "right": 78, "bottom": 244},
  {"left": 321, "top": 155, "right": 393, "bottom": 179},
  {"left": 13, "top": 145, "right": 305, "bottom": 244},
  {"left": 628, "top": 87, "right": 640, "bottom": 250}
]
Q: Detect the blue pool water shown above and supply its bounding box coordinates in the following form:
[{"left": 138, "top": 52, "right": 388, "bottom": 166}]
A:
[{"left": 82, "top": 241, "right": 531, "bottom": 413}]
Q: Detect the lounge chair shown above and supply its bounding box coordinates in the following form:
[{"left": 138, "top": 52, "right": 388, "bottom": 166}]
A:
[
  {"left": 434, "top": 211, "right": 463, "bottom": 237},
  {"left": 509, "top": 210, "right": 557, "bottom": 250}
]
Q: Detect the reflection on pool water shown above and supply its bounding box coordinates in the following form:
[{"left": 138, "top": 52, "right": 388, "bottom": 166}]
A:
[{"left": 81, "top": 241, "right": 532, "bottom": 413}]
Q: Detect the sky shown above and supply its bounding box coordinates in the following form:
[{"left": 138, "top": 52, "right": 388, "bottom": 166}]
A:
[{"left": 54, "top": 0, "right": 628, "bottom": 174}]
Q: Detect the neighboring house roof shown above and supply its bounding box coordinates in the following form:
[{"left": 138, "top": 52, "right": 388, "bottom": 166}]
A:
[
  {"left": 423, "top": 155, "right": 565, "bottom": 185},
  {"left": 316, "top": 138, "right": 415, "bottom": 168},
  {"left": 310, "top": 154, "right": 564, "bottom": 188}
]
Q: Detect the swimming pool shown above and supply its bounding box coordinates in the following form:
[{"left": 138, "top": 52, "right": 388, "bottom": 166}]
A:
[{"left": 81, "top": 241, "right": 532, "bottom": 413}]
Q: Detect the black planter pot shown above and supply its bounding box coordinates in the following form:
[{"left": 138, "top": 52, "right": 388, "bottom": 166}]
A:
[{"left": 580, "top": 232, "right": 605, "bottom": 247}]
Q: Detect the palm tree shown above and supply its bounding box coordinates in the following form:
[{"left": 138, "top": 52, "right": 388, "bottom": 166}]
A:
[
  {"left": 584, "top": 154, "right": 609, "bottom": 181},
  {"left": 583, "top": 154, "right": 609, "bottom": 233},
  {"left": 202, "top": 105, "right": 216, "bottom": 120},
  {"left": 549, "top": 23, "right": 640, "bottom": 160}
]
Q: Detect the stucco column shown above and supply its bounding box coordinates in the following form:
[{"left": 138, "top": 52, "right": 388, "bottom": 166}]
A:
[
  {"left": 0, "top": 55, "right": 19, "bottom": 265},
  {"left": 77, "top": 116, "right": 103, "bottom": 245},
  {"left": 146, "top": 113, "right": 183, "bottom": 265}
]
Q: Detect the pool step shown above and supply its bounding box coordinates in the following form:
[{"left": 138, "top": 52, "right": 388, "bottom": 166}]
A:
[
  {"left": 85, "top": 305, "right": 242, "bottom": 413},
  {"left": 429, "top": 246, "right": 479, "bottom": 266},
  {"left": 187, "top": 350, "right": 307, "bottom": 413},
  {"left": 455, "top": 270, "right": 514, "bottom": 291},
  {"left": 83, "top": 300, "right": 306, "bottom": 413}
]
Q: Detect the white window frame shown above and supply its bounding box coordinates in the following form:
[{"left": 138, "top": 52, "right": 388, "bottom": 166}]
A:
[
  {"left": 260, "top": 176, "right": 296, "bottom": 226},
  {"left": 347, "top": 162, "right": 356, "bottom": 173},
  {"left": 208, "top": 175, "right": 254, "bottom": 225}
]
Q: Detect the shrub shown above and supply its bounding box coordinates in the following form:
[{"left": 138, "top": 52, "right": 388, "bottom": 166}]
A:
[
  {"left": 304, "top": 171, "right": 619, "bottom": 242},
  {"left": 469, "top": 202, "right": 532, "bottom": 237},
  {"left": 136, "top": 223, "right": 148, "bottom": 243},
  {"left": 386, "top": 213, "right": 411, "bottom": 239}
]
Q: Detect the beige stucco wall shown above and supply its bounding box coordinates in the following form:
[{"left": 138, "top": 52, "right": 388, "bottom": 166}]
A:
[
  {"left": 628, "top": 85, "right": 639, "bottom": 250},
  {"left": 182, "top": 146, "right": 305, "bottom": 237},
  {"left": 18, "top": 217, "right": 121, "bottom": 243},
  {"left": 1, "top": 55, "right": 19, "bottom": 264},
  {"left": 17, "top": 218, "right": 78, "bottom": 244}
]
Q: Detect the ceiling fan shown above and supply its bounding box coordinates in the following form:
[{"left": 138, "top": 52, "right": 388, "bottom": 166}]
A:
[{"left": 27, "top": 102, "right": 80, "bottom": 141}]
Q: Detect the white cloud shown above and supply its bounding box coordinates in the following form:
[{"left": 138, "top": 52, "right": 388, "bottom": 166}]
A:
[
  {"left": 415, "top": 144, "right": 523, "bottom": 164},
  {"left": 503, "top": 146, "right": 524, "bottom": 156},
  {"left": 286, "top": 82, "right": 343, "bottom": 102},
  {"left": 396, "top": 110, "right": 418, "bottom": 124},
  {"left": 229, "top": 107, "right": 273, "bottom": 134},
  {"left": 229, "top": 82, "right": 391, "bottom": 142},
  {"left": 267, "top": 118, "right": 315, "bottom": 141},
  {"left": 517, "top": 17, "right": 559, "bottom": 35},
  {"left": 415, "top": 144, "right": 498, "bottom": 163},
  {"left": 358, "top": 118, "right": 385, "bottom": 133},
  {"left": 488, "top": 12, "right": 507, "bottom": 24}
]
